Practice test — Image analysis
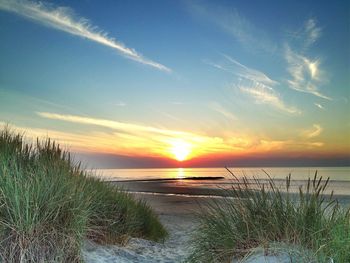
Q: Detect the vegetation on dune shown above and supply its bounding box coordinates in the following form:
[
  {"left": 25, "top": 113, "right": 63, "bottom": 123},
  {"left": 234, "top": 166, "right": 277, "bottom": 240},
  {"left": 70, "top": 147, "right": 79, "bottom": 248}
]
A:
[
  {"left": 188, "top": 168, "right": 350, "bottom": 263},
  {"left": 82, "top": 176, "right": 167, "bottom": 244},
  {"left": 0, "top": 127, "right": 167, "bottom": 262}
]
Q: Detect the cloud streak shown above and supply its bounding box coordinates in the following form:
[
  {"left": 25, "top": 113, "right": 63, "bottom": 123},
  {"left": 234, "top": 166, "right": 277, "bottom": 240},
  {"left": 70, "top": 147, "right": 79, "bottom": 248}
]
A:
[
  {"left": 37, "top": 112, "right": 188, "bottom": 137},
  {"left": 189, "top": 1, "right": 277, "bottom": 54},
  {"left": 115, "top": 102, "right": 127, "bottom": 107},
  {"left": 301, "top": 124, "right": 323, "bottom": 139},
  {"left": 314, "top": 103, "right": 324, "bottom": 110},
  {"left": 285, "top": 45, "right": 330, "bottom": 100},
  {"left": 35, "top": 112, "right": 299, "bottom": 157},
  {"left": 304, "top": 19, "right": 322, "bottom": 48},
  {"left": 205, "top": 55, "right": 299, "bottom": 114},
  {"left": 0, "top": 116, "right": 328, "bottom": 163},
  {"left": 238, "top": 80, "right": 301, "bottom": 114},
  {"left": 222, "top": 54, "right": 278, "bottom": 86},
  {"left": 0, "top": 0, "right": 171, "bottom": 72},
  {"left": 35, "top": 112, "right": 255, "bottom": 158},
  {"left": 209, "top": 102, "right": 238, "bottom": 122},
  {"left": 285, "top": 19, "right": 330, "bottom": 100},
  {"left": 288, "top": 18, "right": 322, "bottom": 49}
]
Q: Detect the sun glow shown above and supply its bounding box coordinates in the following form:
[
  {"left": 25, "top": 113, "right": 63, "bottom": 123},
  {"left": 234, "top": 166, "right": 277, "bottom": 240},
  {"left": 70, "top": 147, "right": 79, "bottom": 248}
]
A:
[{"left": 170, "top": 139, "right": 191, "bottom": 161}]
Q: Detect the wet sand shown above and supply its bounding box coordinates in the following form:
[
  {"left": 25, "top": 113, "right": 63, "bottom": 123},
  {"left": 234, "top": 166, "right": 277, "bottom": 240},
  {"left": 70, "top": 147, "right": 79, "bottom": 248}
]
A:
[
  {"left": 112, "top": 178, "right": 350, "bottom": 207},
  {"left": 110, "top": 177, "right": 226, "bottom": 196}
]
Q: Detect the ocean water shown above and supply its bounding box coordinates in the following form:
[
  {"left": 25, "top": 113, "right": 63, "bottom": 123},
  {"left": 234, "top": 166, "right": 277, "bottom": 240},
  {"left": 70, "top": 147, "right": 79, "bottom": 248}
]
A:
[{"left": 94, "top": 167, "right": 350, "bottom": 196}]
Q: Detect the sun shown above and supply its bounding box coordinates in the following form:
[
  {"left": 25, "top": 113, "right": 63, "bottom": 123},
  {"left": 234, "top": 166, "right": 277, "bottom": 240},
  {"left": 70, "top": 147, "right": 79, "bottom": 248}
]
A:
[{"left": 170, "top": 139, "right": 191, "bottom": 161}]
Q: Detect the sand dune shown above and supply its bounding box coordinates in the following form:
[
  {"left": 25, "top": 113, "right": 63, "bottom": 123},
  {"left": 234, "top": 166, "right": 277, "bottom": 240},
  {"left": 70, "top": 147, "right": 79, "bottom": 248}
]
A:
[{"left": 83, "top": 213, "right": 196, "bottom": 263}]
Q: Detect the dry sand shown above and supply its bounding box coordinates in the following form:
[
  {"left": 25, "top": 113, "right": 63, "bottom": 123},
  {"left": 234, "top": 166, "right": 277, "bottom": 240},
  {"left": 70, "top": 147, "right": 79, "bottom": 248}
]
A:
[
  {"left": 83, "top": 193, "right": 200, "bottom": 263},
  {"left": 82, "top": 192, "right": 301, "bottom": 262},
  {"left": 82, "top": 179, "right": 350, "bottom": 263}
]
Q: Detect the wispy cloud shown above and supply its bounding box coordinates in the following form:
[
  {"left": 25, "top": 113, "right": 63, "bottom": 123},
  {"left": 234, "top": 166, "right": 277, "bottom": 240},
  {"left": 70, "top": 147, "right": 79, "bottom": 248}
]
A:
[
  {"left": 285, "top": 46, "right": 330, "bottom": 100},
  {"left": 37, "top": 112, "right": 187, "bottom": 137},
  {"left": 115, "top": 102, "right": 127, "bottom": 107},
  {"left": 35, "top": 112, "right": 299, "bottom": 156},
  {"left": 301, "top": 124, "right": 323, "bottom": 138},
  {"left": 205, "top": 55, "right": 299, "bottom": 114},
  {"left": 304, "top": 19, "right": 322, "bottom": 48},
  {"left": 188, "top": 1, "right": 277, "bottom": 53},
  {"left": 285, "top": 19, "right": 329, "bottom": 100},
  {"left": 0, "top": 0, "right": 171, "bottom": 72},
  {"left": 203, "top": 59, "right": 229, "bottom": 72},
  {"left": 1, "top": 117, "right": 327, "bottom": 161},
  {"left": 314, "top": 103, "right": 324, "bottom": 110},
  {"left": 288, "top": 18, "right": 322, "bottom": 49},
  {"left": 223, "top": 54, "right": 278, "bottom": 86},
  {"left": 204, "top": 54, "right": 278, "bottom": 85},
  {"left": 35, "top": 112, "right": 254, "bottom": 157},
  {"left": 158, "top": 111, "right": 183, "bottom": 122},
  {"left": 209, "top": 102, "right": 237, "bottom": 122},
  {"left": 257, "top": 139, "right": 324, "bottom": 152},
  {"left": 238, "top": 80, "right": 301, "bottom": 114}
]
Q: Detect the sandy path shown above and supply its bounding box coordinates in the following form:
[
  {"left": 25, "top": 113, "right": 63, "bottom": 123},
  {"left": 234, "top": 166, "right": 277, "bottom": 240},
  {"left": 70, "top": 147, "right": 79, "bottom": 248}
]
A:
[
  {"left": 82, "top": 194, "right": 200, "bottom": 263},
  {"left": 82, "top": 187, "right": 349, "bottom": 262}
]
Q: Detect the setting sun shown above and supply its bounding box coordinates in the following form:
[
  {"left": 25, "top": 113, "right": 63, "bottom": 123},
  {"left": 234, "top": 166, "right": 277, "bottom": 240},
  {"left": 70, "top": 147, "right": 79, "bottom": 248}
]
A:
[{"left": 170, "top": 139, "right": 191, "bottom": 161}]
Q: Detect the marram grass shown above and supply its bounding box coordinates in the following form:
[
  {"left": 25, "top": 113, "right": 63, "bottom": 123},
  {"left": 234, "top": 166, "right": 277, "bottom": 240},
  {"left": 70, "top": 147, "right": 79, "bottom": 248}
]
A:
[
  {"left": 0, "top": 127, "right": 167, "bottom": 262},
  {"left": 188, "top": 168, "right": 350, "bottom": 263}
]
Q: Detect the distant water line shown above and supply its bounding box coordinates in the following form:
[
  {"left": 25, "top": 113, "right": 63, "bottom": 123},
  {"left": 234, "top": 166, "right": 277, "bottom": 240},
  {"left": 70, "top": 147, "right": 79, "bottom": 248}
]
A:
[{"left": 92, "top": 167, "right": 350, "bottom": 196}]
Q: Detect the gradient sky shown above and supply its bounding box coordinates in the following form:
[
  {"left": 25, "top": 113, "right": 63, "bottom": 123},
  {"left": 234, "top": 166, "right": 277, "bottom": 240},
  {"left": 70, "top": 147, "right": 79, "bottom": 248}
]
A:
[{"left": 0, "top": 0, "right": 349, "bottom": 168}]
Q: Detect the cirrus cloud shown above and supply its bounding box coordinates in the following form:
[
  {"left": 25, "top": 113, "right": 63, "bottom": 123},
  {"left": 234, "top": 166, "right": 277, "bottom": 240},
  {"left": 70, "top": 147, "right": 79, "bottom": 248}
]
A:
[
  {"left": 285, "top": 19, "right": 330, "bottom": 100},
  {"left": 238, "top": 80, "right": 301, "bottom": 115},
  {"left": 0, "top": 0, "right": 171, "bottom": 72},
  {"left": 301, "top": 124, "right": 323, "bottom": 139}
]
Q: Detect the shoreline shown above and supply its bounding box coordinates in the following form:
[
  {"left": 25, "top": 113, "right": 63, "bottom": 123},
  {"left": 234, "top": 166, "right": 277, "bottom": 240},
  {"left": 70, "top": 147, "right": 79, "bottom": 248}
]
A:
[
  {"left": 111, "top": 179, "right": 350, "bottom": 208},
  {"left": 106, "top": 176, "right": 225, "bottom": 182}
]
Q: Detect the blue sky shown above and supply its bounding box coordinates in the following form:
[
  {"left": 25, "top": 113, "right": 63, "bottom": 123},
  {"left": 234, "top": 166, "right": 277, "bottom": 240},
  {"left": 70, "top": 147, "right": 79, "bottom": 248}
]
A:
[{"left": 0, "top": 0, "right": 349, "bottom": 167}]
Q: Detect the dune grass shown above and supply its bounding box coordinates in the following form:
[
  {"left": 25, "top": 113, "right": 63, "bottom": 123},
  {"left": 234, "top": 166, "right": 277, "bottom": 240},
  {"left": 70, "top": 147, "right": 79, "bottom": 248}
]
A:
[
  {"left": 0, "top": 127, "right": 167, "bottom": 262},
  {"left": 188, "top": 168, "right": 350, "bottom": 263}
]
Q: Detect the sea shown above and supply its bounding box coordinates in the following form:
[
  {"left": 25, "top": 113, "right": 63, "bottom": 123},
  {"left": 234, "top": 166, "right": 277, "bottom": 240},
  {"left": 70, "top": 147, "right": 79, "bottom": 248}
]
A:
[{"left": 93, "top": 167, "right": 350, "bottom": 196}]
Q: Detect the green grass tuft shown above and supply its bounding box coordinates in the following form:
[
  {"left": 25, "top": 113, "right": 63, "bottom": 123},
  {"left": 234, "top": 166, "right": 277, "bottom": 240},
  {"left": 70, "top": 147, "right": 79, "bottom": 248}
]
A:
[
  {"left": 188, "top": 168, "right": 350, "bottom": 263},
  {"left": 0, "top": 127, "right": 167, "bottom": 262}
]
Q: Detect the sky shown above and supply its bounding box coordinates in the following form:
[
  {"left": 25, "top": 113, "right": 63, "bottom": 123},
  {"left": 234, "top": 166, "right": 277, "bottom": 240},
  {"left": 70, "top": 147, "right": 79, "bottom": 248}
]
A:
[{"left": 0, "top": 0, "right": 349, "bottom": 168}]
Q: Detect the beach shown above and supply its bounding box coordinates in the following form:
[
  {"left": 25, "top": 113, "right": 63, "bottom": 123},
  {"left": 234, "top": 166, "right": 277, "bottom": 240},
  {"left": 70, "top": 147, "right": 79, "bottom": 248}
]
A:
[
  {"left": 83, "top": 179, "right": 211, "bottom": 263},
  {"left": 82, "top": 193, "right": 200, "bottom": 262},
  {"left": 83, "top": 177, "right": 350, "bottom": 262}
]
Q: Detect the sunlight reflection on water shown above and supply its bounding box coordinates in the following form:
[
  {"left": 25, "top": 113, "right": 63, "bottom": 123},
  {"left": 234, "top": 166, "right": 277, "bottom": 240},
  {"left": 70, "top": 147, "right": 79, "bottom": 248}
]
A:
[{"left": 94, "top": 167, "right": 350, "bottom": 195}]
